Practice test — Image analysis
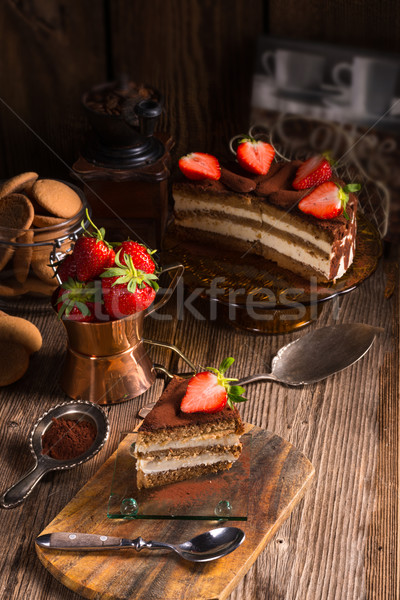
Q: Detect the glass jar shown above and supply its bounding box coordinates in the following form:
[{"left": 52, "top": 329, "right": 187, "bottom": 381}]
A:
[{"left": 0, "top": 182, "right": 90, "bottom": 301}]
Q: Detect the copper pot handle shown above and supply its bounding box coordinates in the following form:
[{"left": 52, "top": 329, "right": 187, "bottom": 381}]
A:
[{"left": 145, "top": 262, "right": 184, "bottom": 317}]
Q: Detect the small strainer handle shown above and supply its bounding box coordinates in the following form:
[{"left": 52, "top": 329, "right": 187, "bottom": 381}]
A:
[{"left": 0, "top": 457, "right": 50, "bottom": 509}]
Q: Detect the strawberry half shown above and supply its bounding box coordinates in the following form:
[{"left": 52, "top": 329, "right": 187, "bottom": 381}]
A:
[
  {"left": 236, "top": 138, "right": 275, "bottom": 175},
  {"left": 178, "top": 152, "right": 221, "bottom": 181},
  {"left": 72, "top": 211, "right": 115, "bottom": 282},
  {"left": 180, "top": 357, "right": 247, "bottom": 413},
  {"left": 298, "top": 181, "right": 361, "bottom": 220},
  {"left": 293, "top": 154, "right": 333, "bottom": 190},
  {"left": 113, "top": 240, "right": 157, "bottom": 274},
  {"left": 101, "top": 250, "right": 159, "bottom": 319}
]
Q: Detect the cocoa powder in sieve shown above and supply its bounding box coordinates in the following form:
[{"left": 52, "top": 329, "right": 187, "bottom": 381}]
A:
[{"left": 42, "top": 417, "right": 96, "bottom": 460}]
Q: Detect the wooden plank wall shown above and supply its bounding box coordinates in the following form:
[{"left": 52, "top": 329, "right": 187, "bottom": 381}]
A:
[
  {"left": 2, "top": 0, "right": 400, "bottom": 181},
  {"left": 0, "top": 0, "right": 264, "bottom": 180}
]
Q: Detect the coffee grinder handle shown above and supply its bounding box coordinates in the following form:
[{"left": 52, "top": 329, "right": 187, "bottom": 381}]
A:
[{"left": 135, "top": 99, "right": 163, "bottom": 137}]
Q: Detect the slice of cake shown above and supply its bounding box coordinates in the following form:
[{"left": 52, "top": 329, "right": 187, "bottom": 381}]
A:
[
  {"left": 172, "top": 154, "right": 358, "bottom": 282},
  {"left": 134, "top": 361, "right": 246, "bottom": 489}
]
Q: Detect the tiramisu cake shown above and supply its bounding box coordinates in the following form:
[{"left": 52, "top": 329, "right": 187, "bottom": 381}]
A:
[
  {"left": 134, "top": 360, "right": 246, "bottom": 489},
  {"left": 173, "top": 145, "right": 359, "bottom": 282}
]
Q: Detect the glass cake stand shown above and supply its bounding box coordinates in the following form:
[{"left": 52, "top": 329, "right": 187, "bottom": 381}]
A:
[
  {"left": 107, "top": 431, "right": 251, "bottom": 520},
  {"left": 162, "top": 213, "right": 382, "bottom": 334}
]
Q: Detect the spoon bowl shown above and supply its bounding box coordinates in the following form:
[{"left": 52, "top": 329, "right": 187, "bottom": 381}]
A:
[{"left": 36, "top": 526, "right": 245, "bottom": 562}]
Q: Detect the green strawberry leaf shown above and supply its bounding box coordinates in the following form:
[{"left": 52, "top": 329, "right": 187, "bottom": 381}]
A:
[
  {"left": 127, "top": 279, "right": 138, "bottom": 293},
  {"left": 100, "top": 267, "right": 127, "bottom": 278},
  {"left": 344, "top": 183, "right": 361, "bottom": 193},
  {"left": 75, "top": 301, "right": 90, "bottom": 316},
  {"left": 219, "top": 357, "right": 235, "bottom": 374},
  {"left": 229, "top": 385, "right": 246, "bottom": 396},
  {"left": 206, "top": 367, "right": 220, "bottom": 376}
]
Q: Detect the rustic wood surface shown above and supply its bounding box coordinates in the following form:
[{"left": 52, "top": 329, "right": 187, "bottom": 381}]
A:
[
  {"left": 35, "top": 424, "right": 314, "bottom": 600},
  {"left": 0, "top": 245, "right": 398, "bottom": 600},
  {"left": 1, "top": 2, "right": 400, "bottom": 598}
]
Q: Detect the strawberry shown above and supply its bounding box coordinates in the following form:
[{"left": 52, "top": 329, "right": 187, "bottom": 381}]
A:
[
  {"left": 179, "top": 152, "right": 221, "bottom": 181},
  {"left": 55, "top": 279, "right": 100, "bottom": 322},
  {"left": 54, "top": 253, "right": 77, "bottom": 283},
  {"left": 298, "top": 182, "right": 361, "bottom": 220},
  {"left": 180, "top": 357, "right": 247, "bottom": 413},
  {"left": 101, "top": 251, "right": 159, "bottom": 319},
  {"left": 72, "top": 212, "right": 115, "bottom": 282},
  {"left": 236, "top": 138, "right": 275, "bottom": 175},
  {"left": 293, "top": 154, "right": 333, "bottom": 190},
  {"left": 113, "top": 240, "right": 157, "bottom": 274}
]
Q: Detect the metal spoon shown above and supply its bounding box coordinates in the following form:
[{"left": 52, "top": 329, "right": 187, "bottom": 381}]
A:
[{"left": 36, "top": 526, "right": 245, "bottom": 562}]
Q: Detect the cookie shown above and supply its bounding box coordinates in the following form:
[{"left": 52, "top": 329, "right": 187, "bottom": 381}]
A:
[
  {"left": 31, "top": 179, "right": 82, "bottom": 219},
  {"left": 0, "top": 312, "right": 42, "bottom": 354},
  {"left": 0, "top": 245, "right": 14, "bottom": 271},
  {"left": 13, "top": 229, "right": 34, "bottom": 283},
  {"left": 0, "top": 280, "right": 26, "bottom": 296},
  {"left": 0, "top": 172, "right": 38, "bottom": 199},
  {"left": 31, "top": 256, "right": 56, "bottom": 285},
  {"left": 0, "top": 193, "right": 35, "bottom": 230},
  {"left": 23, "top": 276, "right": 58, "bottom": 296},
  {"left": 33, "top": 214, "right": 66, "bottom": 228},
  {"left": 0, "top": 340, "right": 30, "bottom": 386}
]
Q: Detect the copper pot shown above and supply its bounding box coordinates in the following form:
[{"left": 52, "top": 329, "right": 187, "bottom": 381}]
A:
[{"left": 58, "top": 263, "right": 184, "bottom": 405}]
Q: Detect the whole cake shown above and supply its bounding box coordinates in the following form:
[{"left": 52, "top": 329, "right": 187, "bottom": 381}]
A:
[
  {"left": 173, "top": 145, "right": 359, "bottom": 282},
  {"left": 134, "top": 360, "right": 246, "bottom": 489}
]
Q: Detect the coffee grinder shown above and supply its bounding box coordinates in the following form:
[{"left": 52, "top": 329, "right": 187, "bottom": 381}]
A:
[{"left": 72, "top": 77, "right": 173, "bottom": 246}]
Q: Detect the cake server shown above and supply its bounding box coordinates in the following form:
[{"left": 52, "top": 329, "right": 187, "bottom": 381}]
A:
[
  {"left": 150, "top": 323, "right": 380, "bottom": 389},
  {"left": 237, "top": 323, "right": 381, "bottom": 386},
  {"left": 36, "top": 526, "right": 245, "bottom": 562}
]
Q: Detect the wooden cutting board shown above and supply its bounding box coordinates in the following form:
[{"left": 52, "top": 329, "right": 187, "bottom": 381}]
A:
[{"left": 36, "top": 424, "right": 314, "bottom": 600}]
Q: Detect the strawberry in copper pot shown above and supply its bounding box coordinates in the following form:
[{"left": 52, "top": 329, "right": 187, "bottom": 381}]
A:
[
  {"left": 101, "top": 250, "right": 159, "bottom": 320},
  {"left": 56, "top": 279, "right": 102, "bottom": 322},
  {"left": 72, "top": 214, "right": 115, "bottom": 282}
]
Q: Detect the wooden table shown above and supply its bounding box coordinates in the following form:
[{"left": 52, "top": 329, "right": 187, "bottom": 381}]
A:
[{"left": 0, "top": 246, "right": 398, "bottom": 600}]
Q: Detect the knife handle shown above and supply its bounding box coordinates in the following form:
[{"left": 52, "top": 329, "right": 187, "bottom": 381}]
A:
[{"left": 36, "top": 532, "right": 132, "bottom": 550}]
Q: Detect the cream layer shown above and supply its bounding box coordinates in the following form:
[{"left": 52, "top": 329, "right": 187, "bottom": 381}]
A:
[
  {"left": 137, "top": 450, "right": 238, "bottom": 474},
  {"left": 135, "top": 432, "right": 240, "bottom": 454},
  {"left": 174, "top": 195, "right": 333, "bottom": 254},
  {"left": 176, "top": 214, "right": 339, "bottom": 278}
]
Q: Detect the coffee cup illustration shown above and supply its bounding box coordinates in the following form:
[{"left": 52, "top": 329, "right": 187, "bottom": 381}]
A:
[
  {"left": 261, "top": 49, "right": 326, "bottom": 92},
  {"left": 332, "top": 57, "right": 399, "bottom": 116}
]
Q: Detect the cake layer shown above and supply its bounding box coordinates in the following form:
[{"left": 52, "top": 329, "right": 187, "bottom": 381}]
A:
[
  {"left": 136, "top": 446, "right": 242, "bottom": 474},
  {"left": 174, "top": 222, "right": 355, "bottom": 281},
  {"left": 135, "top": 432, "right": 241, "bottom": 455},
  {"left": 173, "top": 192, "right": 334, "bottom": 252},
  {"left": 137, "top": 460, "right": 235, "bottom": 489}
]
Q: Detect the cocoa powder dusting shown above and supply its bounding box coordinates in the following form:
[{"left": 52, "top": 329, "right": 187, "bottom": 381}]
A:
[{"left": 42, "top": 417, "right": 97, "bottom": 460}]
